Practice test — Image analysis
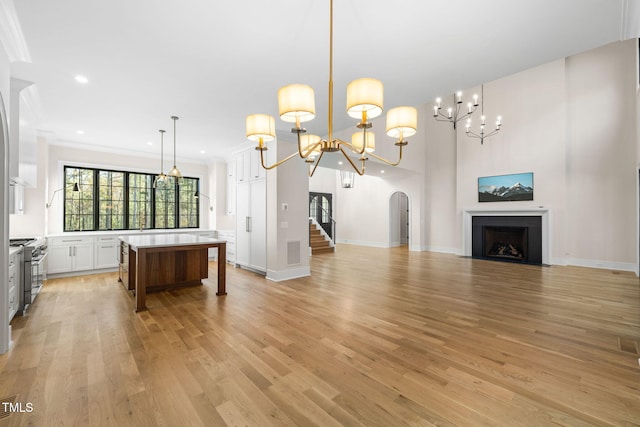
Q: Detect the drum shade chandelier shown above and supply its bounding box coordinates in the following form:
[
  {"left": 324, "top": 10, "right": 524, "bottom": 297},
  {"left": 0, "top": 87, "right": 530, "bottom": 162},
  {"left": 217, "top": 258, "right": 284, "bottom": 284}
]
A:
[{"left": 245, "top": 0, "right": 418, "bottom": 177}]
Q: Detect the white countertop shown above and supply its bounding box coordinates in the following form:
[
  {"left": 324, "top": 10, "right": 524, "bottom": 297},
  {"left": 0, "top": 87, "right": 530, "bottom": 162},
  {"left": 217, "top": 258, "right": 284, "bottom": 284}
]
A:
[
  {"left": 47, "top": 228, "right": 217, "bottom": 238},
  {"left": 119, "top": 233, "right": 225, "bottom": 250}
]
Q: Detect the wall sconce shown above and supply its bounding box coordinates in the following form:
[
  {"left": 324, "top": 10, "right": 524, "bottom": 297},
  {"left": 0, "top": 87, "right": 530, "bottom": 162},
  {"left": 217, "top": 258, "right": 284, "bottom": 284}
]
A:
[
  {"left": 46, "top": 182, "right": 79, "bottom": 208},
  {"left": 194, "top": 191, "right": 214, "bottom": 212}
]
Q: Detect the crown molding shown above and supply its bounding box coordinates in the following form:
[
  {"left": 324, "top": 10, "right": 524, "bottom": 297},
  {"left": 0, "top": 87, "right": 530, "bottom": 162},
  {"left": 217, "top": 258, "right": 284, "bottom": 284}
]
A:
[{"left": 0, "top": 0, "right": 31, "bottom": 62}]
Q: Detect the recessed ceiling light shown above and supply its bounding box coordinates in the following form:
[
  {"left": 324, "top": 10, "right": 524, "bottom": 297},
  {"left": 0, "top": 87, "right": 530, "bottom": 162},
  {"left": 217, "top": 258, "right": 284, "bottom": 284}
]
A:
[
  {"left": 200, "top": 150, "right": 206, "bottom": 154},
  {"left": 338, "top": 161, "right": 343, "bottom": 165},
  {"left": 76, "top": 130, "right": 85, "bottom": 135},
  {"left": 380, "top": 170, "right": 385, "bottom": 174},
  {"left": 147, "top": 141, "right": 153, "bottom": 146},
  {"left": 75, "top": 75, "right": 89, "bottom": 84}
]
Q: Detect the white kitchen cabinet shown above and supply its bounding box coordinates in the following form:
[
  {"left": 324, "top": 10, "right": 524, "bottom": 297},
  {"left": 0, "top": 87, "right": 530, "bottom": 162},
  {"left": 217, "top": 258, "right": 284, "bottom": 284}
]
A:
[
  {"left": 236, "top": 150, "right": 249, "bottom": 183},
  {"left": 226, "top": 161, "right": 236, "bottom": 215},
  {"left": 236, "top": 179, "right": 266, "bottom": 273},
  {"left": 94, "top": 236, "right": 120, "bottom": 269},
  {"left": 47, "top": 236, "right": 95, "bottom": 274},
  {"left": 9, "top": 182, "right": 24, "bottom": 215},
  {"left": 236, "top": 148, "right": 265, "bottom": 184},
  {"left": 217, "top": 230, "right": 235, "bottom": 264},
  {"left": 8, "top": 249, "right": 21, "bottom": 321},
  {"left": 73, "top": 243, "right": 94, "bottom": 271},
  {"left": 249, "top": 149, "right": 266, "bottom": 181}
]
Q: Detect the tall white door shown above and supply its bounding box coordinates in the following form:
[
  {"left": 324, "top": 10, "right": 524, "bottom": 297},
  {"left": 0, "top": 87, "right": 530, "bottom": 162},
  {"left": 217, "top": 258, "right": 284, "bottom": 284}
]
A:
[
  {"left": 249, "top": 180, "right": 266, "bottom": 271},
  {"left": 235, "top": 182, "right": 250, "bottom": 266}
]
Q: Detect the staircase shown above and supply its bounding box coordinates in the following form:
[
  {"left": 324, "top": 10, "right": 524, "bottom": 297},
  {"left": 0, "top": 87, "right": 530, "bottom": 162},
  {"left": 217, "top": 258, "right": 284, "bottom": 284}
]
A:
[{"left": 309, "top": 222, "right": 335, "bottom": 254}]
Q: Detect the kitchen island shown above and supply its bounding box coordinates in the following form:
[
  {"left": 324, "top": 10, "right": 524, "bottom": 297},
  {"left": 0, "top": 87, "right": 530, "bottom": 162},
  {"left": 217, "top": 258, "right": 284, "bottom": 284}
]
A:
[{"left": 118, "top": 233, "right": 226, "bottom": 312}]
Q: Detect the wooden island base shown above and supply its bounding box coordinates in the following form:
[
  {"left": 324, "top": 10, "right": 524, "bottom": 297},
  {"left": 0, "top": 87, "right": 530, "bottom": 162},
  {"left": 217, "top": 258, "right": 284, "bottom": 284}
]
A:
[{"left": 119, "top": 234, "right": 227, "bottom": 311}]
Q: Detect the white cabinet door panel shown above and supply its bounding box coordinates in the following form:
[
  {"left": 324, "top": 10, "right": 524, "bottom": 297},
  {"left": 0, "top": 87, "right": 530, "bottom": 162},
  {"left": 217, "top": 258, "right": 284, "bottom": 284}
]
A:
[
  {"left": 72, "top": 243, "right": 94, "bottom": 271},
  {"left": 48, "top": 245, "right": 73, "bottom": 274},
  {"left": 249, "top": 180, "right": 266, "bottom": 271}
]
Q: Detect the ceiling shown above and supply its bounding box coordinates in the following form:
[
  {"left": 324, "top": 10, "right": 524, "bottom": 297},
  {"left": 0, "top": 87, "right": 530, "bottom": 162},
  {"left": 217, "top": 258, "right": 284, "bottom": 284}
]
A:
[{"left": 6, "top": 0, "right": 637, "bottom": 172}]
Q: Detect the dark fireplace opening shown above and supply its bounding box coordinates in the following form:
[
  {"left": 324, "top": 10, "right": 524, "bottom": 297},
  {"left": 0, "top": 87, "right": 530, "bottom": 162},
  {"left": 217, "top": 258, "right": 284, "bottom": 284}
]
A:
[
  {"left": 472, "top": 216, "right": 542, "bottom": 265},
  {"left": 484, "top": 226, "right": 527, "bottom": 261}
]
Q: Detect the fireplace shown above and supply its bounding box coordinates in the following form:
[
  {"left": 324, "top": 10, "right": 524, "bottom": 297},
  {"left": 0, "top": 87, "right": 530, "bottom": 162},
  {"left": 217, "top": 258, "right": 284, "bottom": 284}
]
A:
[{"left": 471, "top": 216, "right": 542, "bottom": 265}]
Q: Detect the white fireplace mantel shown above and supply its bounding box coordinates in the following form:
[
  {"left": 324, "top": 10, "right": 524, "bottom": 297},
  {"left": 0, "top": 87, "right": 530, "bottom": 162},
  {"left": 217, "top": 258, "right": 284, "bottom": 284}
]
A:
[{"left": 462, "top": 207, "right": 550, "bottom": 265}]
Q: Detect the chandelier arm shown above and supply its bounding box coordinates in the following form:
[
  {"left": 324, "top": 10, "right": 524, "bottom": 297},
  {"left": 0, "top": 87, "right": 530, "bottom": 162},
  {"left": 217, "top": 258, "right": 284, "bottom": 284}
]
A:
[
  {"left": 339, "top": 147, "right": 366, "bottom": 176},
  {"left": 358, "top": 127, "right": 367, "bottom": 155},
  {"left": 300, "top": 140, "right": 323, "bottom": 158},
  {"left": 293, "top": 128, "right": 312, "bottom": 158},
  {"left": 258, "top": 148, "right": 300, "bottom": 170},
  {"left": 308, "top": 150, "right": 327, "bottom": 177},
  {"left": 367, "top": 144, "right": 404, "bottom": 166}
]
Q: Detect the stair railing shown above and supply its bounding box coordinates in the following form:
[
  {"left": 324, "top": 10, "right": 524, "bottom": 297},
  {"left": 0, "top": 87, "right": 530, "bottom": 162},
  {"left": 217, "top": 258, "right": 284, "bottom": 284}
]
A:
[{"left": 309, "top": 206, "right": 336, "bottom": 247}]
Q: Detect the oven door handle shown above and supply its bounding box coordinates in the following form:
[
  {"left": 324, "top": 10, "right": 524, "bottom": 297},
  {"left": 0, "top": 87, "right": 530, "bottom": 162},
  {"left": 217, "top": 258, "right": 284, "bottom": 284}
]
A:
[{"left": 30, "top": 252, "right": 48, "bottom": 265}]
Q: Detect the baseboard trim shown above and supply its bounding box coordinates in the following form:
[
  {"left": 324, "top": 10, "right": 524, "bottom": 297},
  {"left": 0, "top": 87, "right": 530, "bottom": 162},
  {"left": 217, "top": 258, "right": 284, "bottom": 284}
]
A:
[
  {"left": 336, "top": 239, "right": 389, "bottom": 248},
  {"left": 266, "top": 266, "right": 311, "bottom": 282},
  {"left": 48, "top": 267, "right": 118, "bottom": 279},
  {"left": 553, "top": 257, "right": 636, "bottom": 272}
]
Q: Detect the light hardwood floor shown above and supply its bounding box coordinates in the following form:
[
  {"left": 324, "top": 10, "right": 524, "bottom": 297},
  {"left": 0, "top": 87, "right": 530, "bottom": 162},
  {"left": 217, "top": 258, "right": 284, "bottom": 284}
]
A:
[{"left": 1, "top": 245, "right": 639, "bottom": 426}]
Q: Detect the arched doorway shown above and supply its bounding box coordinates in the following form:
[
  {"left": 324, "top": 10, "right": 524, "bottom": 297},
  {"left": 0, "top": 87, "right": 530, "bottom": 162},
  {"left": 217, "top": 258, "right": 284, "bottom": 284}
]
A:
[{"left": 389, "top": 191, "right": 409, "bottom": 247}]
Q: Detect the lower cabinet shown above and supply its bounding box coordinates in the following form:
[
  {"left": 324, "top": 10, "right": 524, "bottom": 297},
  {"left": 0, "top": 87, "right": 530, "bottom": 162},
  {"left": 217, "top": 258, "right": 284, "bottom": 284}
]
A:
[
  {"left": 47, "top": 230, "right": 220, "bottom": 276},
  {"left": 47, "top": 237, "right": 95, "bottom": 274},
  {"left": 94, "top": 236, "right": 120, "bottom": 269},
  {"left": 8, "top": 250, "right": 20, "bottom": 321},
  {"left": 217, "top": 230, "right": 236, "bottom": 264}
]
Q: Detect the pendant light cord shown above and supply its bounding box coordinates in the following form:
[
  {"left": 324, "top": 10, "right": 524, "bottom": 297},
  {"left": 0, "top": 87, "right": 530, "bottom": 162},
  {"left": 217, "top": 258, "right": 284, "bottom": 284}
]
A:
[
  {"left": 159, "top": 129, "right": 165, "bottom": 172},
  {"left": 172, "top": 116, "right": 178, "bottom": 166}
]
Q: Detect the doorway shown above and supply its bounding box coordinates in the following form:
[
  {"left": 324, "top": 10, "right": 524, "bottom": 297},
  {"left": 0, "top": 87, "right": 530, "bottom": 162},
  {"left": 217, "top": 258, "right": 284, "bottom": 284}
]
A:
[
  {"left": 309, "top": 192, "right": 333, "bottom": 239},
  {"left": 389, "top": 191, "right": 409, "bottom": 246}
]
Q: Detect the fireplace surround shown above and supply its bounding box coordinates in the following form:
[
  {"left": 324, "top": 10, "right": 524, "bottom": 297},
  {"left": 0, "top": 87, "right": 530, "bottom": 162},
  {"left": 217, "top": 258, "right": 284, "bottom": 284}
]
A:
[{"left": 463, "top": 208, "right": 549, "bottom": 265}]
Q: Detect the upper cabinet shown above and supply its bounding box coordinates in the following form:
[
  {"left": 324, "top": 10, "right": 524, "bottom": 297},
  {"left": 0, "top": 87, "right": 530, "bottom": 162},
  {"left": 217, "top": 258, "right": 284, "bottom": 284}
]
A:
[
  {"left": 9, "top": 77, "right": 37, "bottom": 188},
  {"left": 226, "top": 160, "right": 236, "bottom": 215},
  {"left": 236, "top": 148, "right": 265, "bottom": 183}
]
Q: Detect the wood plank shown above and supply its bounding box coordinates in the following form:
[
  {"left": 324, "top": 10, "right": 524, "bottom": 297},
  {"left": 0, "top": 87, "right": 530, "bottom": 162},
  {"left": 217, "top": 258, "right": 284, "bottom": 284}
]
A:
[{"left": 1, "top": 245, "right": 639, "bottom": 425}]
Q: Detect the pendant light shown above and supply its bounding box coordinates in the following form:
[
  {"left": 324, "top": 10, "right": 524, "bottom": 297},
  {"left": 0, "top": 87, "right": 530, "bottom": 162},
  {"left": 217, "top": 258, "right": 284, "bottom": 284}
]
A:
[
  {"left": 168, "top": 115, "right": 182, "bottom": 178},
  {"left": 153, "top": 129, "right": 168, "bottom": 188}
]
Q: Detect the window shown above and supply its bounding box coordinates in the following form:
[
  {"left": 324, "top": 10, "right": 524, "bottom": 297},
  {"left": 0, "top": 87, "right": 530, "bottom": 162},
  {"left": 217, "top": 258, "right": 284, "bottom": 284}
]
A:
[
  {"left": 64, "top": 167, "right": 94, "bottom": 231},
  {"left": 63, "top": 166, "right": 200, "bottom": 232},
  {"left": 178, "top": 177, "right": 199, "bottom": 228},
  {"left": 98, "top": 170, "right": 125, "bottom": 230},
  {"left": 129, "top": 173, "right": 153, "bottom": 230}
]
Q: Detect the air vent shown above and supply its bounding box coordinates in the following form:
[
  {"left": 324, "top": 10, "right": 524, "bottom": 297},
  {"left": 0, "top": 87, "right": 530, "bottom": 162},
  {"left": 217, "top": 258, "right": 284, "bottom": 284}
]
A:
[
  {"left": 0, "top": 395, "right": 17, "bottom": 419},
  {"left": 287, "top": 241, "right": 301, "bottom": 265}
]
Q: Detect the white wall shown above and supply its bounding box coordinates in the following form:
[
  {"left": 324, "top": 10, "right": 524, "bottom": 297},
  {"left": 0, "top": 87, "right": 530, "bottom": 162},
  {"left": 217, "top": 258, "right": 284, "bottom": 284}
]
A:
[
  {"left": 456, "top": 59, "right": 568, "bottom": 262},
  {"left": 423, "top": 101, "right": 459, "bottom": 253},
  {"left": 43, "top": 143, "right": 210, "bottom": 235},
  {"left": 266, "top": 138, "right": 310, "bottom": 281},
  {"left": 564, "top": 40, "right": 637, "bottom": 268},
  {"left": 207, "top": 160, "right": 234, "bottom": 231},
  {"left": 326, "top": 39, "right": 639, "bottom": 271},
  {"left": 309, "top": 166, "right": 337, "bottom": 196}
]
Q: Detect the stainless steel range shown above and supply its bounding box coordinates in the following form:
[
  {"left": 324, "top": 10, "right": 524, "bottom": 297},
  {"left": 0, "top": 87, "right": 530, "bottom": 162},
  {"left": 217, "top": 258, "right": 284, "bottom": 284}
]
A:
[{"left": 9, "top": 237, "right": 47, "bottom": 314}]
